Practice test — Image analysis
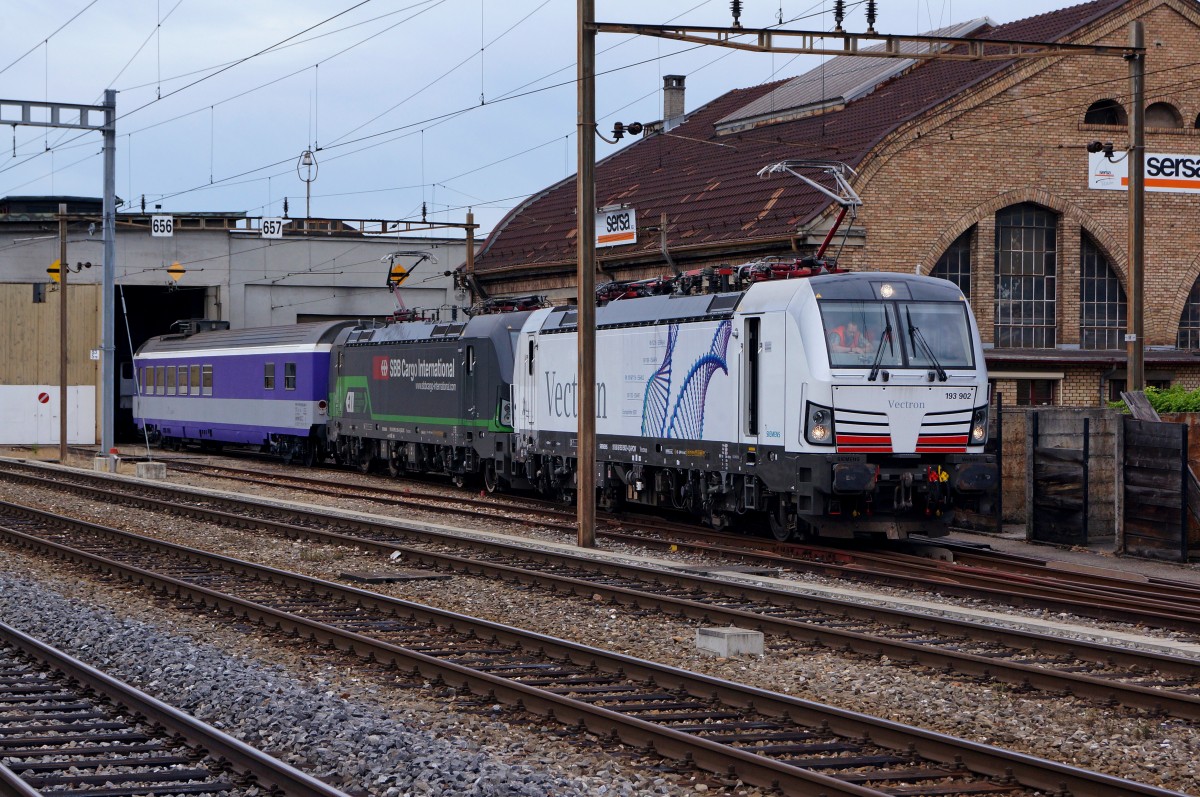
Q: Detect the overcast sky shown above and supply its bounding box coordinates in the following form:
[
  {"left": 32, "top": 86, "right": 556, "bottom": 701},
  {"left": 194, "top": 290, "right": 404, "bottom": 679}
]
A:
[{"left": 1, "top": 0, "right": 1074, "bottom": 236}]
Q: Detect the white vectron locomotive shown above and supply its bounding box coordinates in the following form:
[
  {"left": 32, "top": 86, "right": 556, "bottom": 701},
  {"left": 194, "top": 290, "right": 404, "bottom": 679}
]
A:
[{"left": 512, "top": 269, "right": 996, "bottom": 540}]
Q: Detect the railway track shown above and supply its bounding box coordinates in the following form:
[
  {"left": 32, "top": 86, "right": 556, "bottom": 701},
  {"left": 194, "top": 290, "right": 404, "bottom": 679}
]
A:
[
  {"left": 4, "top": 460, "right": 1200, "bottom": 724},
  {"left": 0, "top": 619, "right": 348, "bottom": 797},
  {"left": 0, "top": 501, "right": 1187, "bottom": 797},
  {"left": 151, "top": 457, "right": 1200, "bottom": 629},
  {"left": 7, "top": 456, "right": 1200, "bottom": 634}
]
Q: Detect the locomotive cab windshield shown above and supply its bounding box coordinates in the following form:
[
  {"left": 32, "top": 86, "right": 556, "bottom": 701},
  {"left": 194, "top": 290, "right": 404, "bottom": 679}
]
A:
[{"left": 819, "top": 298, "right": 974, "bottom": 370}]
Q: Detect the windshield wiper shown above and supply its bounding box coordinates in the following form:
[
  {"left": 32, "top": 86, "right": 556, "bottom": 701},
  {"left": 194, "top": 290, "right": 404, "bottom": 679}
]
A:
[
  {"left": 906, "top": 307, "right": 947, "bottom": 382},
  {"left": 868, "top": 317, "right": 894, "bottom": 382}
]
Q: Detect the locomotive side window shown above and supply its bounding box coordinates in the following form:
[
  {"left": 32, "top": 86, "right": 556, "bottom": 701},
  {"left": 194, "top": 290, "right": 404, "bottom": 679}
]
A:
[
  {"left": 745, "top": 318, "right": 760, "bottom": 435},
  {"left": 284, "top": 362, "right": 297, "bottom": 390},
  {"left": 527, "top": 340, "right": 534, "bottom": 376},
  {"left": 202, "top": 365, "right": 213, "bottom": 396},
  {"left": 155, "top": 366, "right": 166, "bottom": 395},
  {"left": 465, "top": 345, "right": 475, "bottom": 374},
  {"left": 264, "top": 363, "right": 275, "bottom": 390},
  {"left": 190, "top": 365, "right": 200, "bottom": 395}
]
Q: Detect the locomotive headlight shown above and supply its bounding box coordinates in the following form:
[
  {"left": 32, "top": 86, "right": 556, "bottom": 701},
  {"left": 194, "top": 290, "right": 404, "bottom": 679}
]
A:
[
  {"left": 805, "top": 402, "right": 835, "bottom": 446},
  {"left": 970, "top": 406, "right": 988, "bottom": 444},
  {"left": 879, "top": 283, "right": 894, "bottom": 298}
]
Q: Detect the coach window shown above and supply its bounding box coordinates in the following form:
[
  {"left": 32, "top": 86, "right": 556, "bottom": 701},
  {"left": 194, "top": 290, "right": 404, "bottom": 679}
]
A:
[
  {"left": 167, "top": 366, "right": 177, "bottom": 396},
  {"left": 142, "top": 367, "right": 152, "bottom": 394},
  {"left": 202, "top": 365, "right": 213, "bottom": 396},
  {"left": 264, "top": 362, "right": 275, "bottom": 390},
  {"left": 284, "top": 362, "right": 297, "bottom": 390},
  {"left": 155, "top": 365, "right": 166, "bottom": 395},
  {"left": 995, "top": 203, "right": 1057, "bottom": 348},
  {"left": 190, "top": 365, "right": 200, "bottom": 395},
  {"left": 178, "top": 366, "right": 189, "bottom": 396}
]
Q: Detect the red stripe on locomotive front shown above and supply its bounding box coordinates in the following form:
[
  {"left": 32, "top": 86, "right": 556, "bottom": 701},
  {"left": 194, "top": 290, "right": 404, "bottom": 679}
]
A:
[
  {"left": 835, "top": 434, "right": 893, "bottom": 445},
  {"left": 916, "top": 434, "right": 969, "bottom": 445}
]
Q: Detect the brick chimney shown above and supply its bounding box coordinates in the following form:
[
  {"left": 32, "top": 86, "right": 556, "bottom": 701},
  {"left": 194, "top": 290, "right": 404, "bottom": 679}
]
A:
[{"left": 663, "top": 75, "right": 686, "bottom": 129}]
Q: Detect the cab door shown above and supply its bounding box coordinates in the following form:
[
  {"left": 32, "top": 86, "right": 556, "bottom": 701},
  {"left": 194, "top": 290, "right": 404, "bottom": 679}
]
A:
[
  {"left": 516, "top": 330, "right": 538, "bottom": 438},
  {"left": 740, "top": 313, "right": 786, "bottom": 459}
]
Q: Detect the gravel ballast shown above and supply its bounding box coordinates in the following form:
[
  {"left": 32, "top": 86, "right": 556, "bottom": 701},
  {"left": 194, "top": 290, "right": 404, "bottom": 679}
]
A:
[
  {"left": 0, "top": 554, "right": 723, "bottom": 797},
  {"left": 2, "top": 461, "right": 1199, "bottom": 794}
]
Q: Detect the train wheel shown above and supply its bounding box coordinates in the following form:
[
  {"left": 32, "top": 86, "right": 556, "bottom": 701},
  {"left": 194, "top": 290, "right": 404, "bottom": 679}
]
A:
[
  {"left": 387, "top": 456, "right": 401, "bottom": 478},
  {"left": 451, "top": 473, "right": 466, "bottom": 488},
  {"left": 302, "top": 444, "right": 317, "bottom": 468},
  {"left": 483, "top": 462, "right": 500, "bottom": 493},
  {"left": 767, "top": 499, "right": 795, "bottom": 542},
  {"left": 357, "top": 446, "right": 372, "bottom": 474}
]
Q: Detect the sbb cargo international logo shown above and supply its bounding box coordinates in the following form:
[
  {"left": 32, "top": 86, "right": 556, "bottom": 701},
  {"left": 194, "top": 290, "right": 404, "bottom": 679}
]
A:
[{"left": 370, "top": 357, "right": 457, "bottom": 381}]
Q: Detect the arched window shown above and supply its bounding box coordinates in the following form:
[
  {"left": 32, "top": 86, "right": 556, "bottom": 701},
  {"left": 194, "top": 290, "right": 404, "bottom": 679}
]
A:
[
  {"left": 1146, "top": 102, "right": 1183, "bottom": 128},
  {"left": 1079, "top": 235, "right": 1126, "bottom": 350},
  {"left": 930, "top": 228, "right": 972, "bottom": 297},
  {"left": 1177, "top": 278, "right": 1200, "bottom": 348},
  {"left": 1084, "top": 99, "right": 1126, "bottom": 125},
  {"left": 995, "top": 204, "right": 1056, "bottom": 348},
  {"left": 1194, "top": 111, "right": 1200, "bottom": 130}
]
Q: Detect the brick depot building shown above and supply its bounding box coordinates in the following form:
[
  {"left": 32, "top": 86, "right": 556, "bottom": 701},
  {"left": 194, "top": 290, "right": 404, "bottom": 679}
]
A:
[{"left": 468, "top": 0, "right": 1200, "bottom": 408}]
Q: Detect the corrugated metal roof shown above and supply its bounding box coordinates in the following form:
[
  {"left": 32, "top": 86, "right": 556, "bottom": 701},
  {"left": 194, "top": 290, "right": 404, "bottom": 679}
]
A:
[
  {"left": 714, "top": 19, "right": 994, "bottom": 133},
  {"left": 473, "top": 0, "right": 1126, "bottom": 278}
]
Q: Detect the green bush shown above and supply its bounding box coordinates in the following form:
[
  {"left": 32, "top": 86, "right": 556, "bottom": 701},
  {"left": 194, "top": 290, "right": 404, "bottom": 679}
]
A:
[{"left": 1109, "top": 384, "right": 1200, "bottom": 413}]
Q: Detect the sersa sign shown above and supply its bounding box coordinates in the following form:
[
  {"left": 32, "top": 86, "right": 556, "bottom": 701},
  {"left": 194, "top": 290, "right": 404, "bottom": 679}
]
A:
[
  {"left": 1089, "top": 151, "right": 1200, "bottom": 194},
  {"left": 596, "top": 207, "right": 636, "bottom": 248}
]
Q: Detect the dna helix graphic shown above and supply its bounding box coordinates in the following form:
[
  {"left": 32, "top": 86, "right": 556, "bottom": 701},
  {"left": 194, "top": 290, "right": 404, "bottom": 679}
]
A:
[
  {"left": 641, "top": 324, "right": 678, "bottom": 437},
  {"left": 640, "top": 320, "right": 732, "bottom": 440}
]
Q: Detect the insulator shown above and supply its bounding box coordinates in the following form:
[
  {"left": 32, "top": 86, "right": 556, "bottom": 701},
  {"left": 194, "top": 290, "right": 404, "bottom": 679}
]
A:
[
  {"left": 866, "top": 0, "right": 878, "bottom": 32},
  {"left": 833, "top": 0, "right": 846, "bottom": 31},
  {"left": 730, "top": 0, "right": 743, "bottom": 28}
]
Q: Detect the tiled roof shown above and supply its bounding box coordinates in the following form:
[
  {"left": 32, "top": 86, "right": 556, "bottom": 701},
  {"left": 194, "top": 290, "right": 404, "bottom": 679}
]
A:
[{"left": 473, "top": 0, "right": 1127, "bottom": 277}]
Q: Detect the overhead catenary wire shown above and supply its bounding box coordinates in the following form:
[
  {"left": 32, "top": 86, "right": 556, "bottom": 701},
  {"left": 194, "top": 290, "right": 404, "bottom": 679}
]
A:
[
  {"left": 1, "top": 0, "right": 384, "bottom": 176},
  {"left": 4, "top": 0, "right": 1180, "bottom": 231},
  {"left": 1, "top": 0, "right": 752, "bottom": 201},
  {"left": 0, "top": 0, "right": 101, "bottom": 78},
  {"left": 0, "top": 0, "right": 853, "bottom": 205}
]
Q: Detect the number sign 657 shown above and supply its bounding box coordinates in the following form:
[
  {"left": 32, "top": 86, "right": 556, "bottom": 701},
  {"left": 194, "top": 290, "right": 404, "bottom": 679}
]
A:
[{"left": 261, "top": 217, "right": 285, "bottom": 239}]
